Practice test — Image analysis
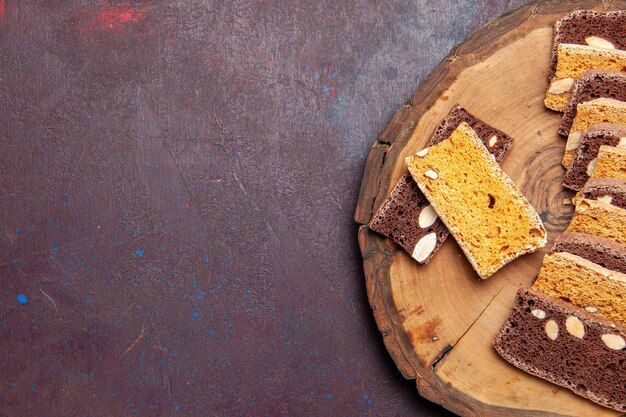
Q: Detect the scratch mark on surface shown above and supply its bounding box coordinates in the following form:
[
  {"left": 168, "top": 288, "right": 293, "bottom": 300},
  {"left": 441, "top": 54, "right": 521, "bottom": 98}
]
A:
[
  {"left": 119, "top": 322, "right": 146, "bottom": 359},
  {"left": 232, "top": 169, "right": 260, "bottom": 212},
  {"left": 39, "top": 289, "right": 60, "bottom": 316}
]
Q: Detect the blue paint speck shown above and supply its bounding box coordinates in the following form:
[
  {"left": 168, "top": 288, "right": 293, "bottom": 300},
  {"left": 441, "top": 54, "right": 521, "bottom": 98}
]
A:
[
  {"left": 85, "top": 115, "right": 93, "bottom": 121},
  {"left": 136, "top": 249, "right": 144, "bottom": 257},
  {"left": 363, "top": 394, "right": 372, "bottom": 405},
  {"left": 15, "top": 228, "right": 20, "bottom": 233},
  {"left": 17, "top": 294, "right": 28, "bottom": 304},
  {"left": 130, "top": 98, "right": 137, "bottom": 105},
  {"left": 175, "top": 405, "right": 180, "bottom": 411},
  {"left": 12, "top": 259, "right": 17, "bottom": 265},
  {"left": 53, "top": 247, "right": 59, "bottom": 253},
  {"left": 330, "top": 72, "right": 337, "bottom": 78},
  {"left": 322, "top": 85, "right": 330, "bottom": 94},
  {"left": 326, "top": 394, "right": 333, "bottom": 399},
  {"left": 192, "top": 312, "right": 199, "bottom": 318}
]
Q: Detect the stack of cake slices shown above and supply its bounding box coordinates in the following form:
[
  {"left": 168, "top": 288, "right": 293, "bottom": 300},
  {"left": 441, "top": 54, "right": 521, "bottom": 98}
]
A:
[
  {"left": 368, "top": 105, "right": 546, "bottom": 277},
  {"left": 493, "top": 10, "right": 626, "bottom": 412}
]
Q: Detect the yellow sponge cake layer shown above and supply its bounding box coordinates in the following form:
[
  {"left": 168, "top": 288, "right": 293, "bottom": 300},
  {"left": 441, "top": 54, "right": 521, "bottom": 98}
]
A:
[
  {"left": 532, "top": 252, "right": 626, "bottom": 325},
  {"left": 405, "top": 122, "right": 547, "bottom": 279},
  {"left": 545, "top": 44, "right": 626, "bottom": 111},
  {"left": 566, "top": 198, "right": 626, "bottom": 245},
  {"left": 563, "top": 99, "right": 626, "bottom": 168},
  {"left": 589, "top": 145, "right": 626, "bottom": 181}
]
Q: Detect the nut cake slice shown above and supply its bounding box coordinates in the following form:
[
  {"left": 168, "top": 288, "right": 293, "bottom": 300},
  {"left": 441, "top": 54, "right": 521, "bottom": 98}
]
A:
[
  {"left": 562, "top": 98, "right": 626, "bottom": 168},
  {"left": 553, "top": 232, "right": 626, "bottom": 274},
  {"left": 532, "top": 251, "right": 626, "bottom": 325},
  {"left": 368, "top": 105, "right": 513, "bottom": 264},
  {"left": 405, "top": 122, "right": 547, "bottom": 279},
  {"left": 566, "top": 199, "right": 626, "bottom": 246},
  {"left": 581, "top": 178, "right": 626, "bottom": 209},
  {"left": 588, "top": 145, "right": 626, "bottom": 182},
  {"left": 545, "top": 44, "right": 626, "bottom": 112},
  {"left": 493, "top": 288, "right": 626, "bottom": 412}
]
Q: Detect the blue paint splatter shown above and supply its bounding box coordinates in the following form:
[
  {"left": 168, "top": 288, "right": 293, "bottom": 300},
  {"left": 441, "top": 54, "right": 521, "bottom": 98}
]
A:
[
  {"left": 363, "top": 394, "right": 372, "bottom": 405},
  {"left": 17, "top": 294, "right": 28, "bottom": 304},
  {"left": 129, "top": 98, "right": 137, "bottom": 105},
  {"left": 322, "top": 85, "right": 330, "bottom": 94},
  {"left": 52, "top": 247, "right": 59, "bottom": 253},
  {"left": 15, "top": 228, "right": 20, "bottom": 233},
  {"left": 326, "top": 394, "right": 333, "bottom": 399},
  {"left": 192, "top": 312, "right": 199, "bottom": 318},
  {"left": 330, "top": 72, "right": 337, "bottom": 79},
  {"left": 136, "top": 249, "right": 144, "bottom": 257},
  {"left": 12, "top": 259, "right": 17, "bottom": 265},
  {"left": 85, "top": 115, "right": 93, "bottom": 121}
]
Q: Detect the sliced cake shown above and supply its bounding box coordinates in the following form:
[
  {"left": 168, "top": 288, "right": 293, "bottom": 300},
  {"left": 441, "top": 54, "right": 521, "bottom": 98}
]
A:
[
  {"left": 562, "top": 99, "right": 626, "bottom": 167},
  {"left": 532, "top": 251, "right": 626, "bottom": 324},
  {"left": 549, "top": 10, "right": 626, "bottom": 78},
  {"left": 567, "top": 199, "right": 626, "bottom": 246},
  {"left": 368, "top": 105, "right": 513, "bottom": 264},
  {"left": 581, "top": 178, "right": 626, "bottom": 209},
  {"left": 559, "top": 70, "right": 626, "bottom": 136},
  {"left": 588, "top": 145, "right": 626, "bottom": 181},
  {"left": 552, "top": 232, "right": 626, "bottom": 274},
  {"left": 493, "top": 288, "right": 626, "bottom": 412},
  {"left": 405, "top": 122, "right": 546, "bottom": 279},
  {"left": 545, "top": 45, "right": 626, "bottom": 112},
  {"left": 562, "top": 123, "right": 626, "bottom": 190}
]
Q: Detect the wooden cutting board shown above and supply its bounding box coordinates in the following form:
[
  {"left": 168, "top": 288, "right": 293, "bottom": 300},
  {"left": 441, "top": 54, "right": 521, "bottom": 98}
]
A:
[{"left": 354, "top": 1, "right": 626, "bottom": 416}]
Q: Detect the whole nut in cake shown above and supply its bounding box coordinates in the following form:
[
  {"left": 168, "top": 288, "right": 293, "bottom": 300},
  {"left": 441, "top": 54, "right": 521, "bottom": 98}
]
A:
[
  {"left": 585, "top": 306, "right": 599, "bottom": 313},
  {"left": 416, "top": 148, "right": 429, "bottom": 157},
  {"left": 418, "top": 205, "right": 438, "bottom": 228},
  {"left": 565, "top": 316, "right": 585, "bottom": 339},
  {"left": 548, "top": 78, "right": 574, "bottom": 95},
  {"left": 601, "top": 333, "right": 626, "bottom": 350},
  {"left": 411, "top": 232, "right": 437, "bottom": 263},
  {"left": 424, "top": 169, "right": 439, "bottom": 179},
  {"left": 618, "top": 137, "right": 626, "bottom": 149},
  {"left": 488, "top": 135, "right": 498, "bottom": 148},
  {"left": 565, "top": 132, "right": 581, "bottom": 151},
  {"left": 531, "top": 309, "right": 546, "bottom": 319},
  {"left": 545, "top": 320, "right": 559, "bottom": 341},
  {"left": 584, "top": 36, "right": 616, "bottom": 50},
  {"left": 586, "top": 157, "right": 598, "bottom": 177},
  {"left": 597, "top": 195, "right": 613, "bottom": 205}
]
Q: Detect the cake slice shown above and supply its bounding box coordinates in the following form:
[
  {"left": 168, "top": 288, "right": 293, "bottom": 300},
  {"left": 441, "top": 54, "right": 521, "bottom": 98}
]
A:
[
  {"left": 559, "top": 70, "right": 626, "bottom": 136},
  {"left": 493, "top": 288, "right": 626, "bottom": 412},
  {"left": 562, "top": 99, "right": 626, "bottom": 167},
  {"left": 562, "top": 124, "right": 626, "bottom": 190},
  {"left": 566, "top": 199, "right": 626, "bottom": 246},
  {"left": 549, "top": 10, "right": 626, "bottom": 78},
  {"left": 581, "top": 178, "right": 626, "bottom": 209},
  {"left": 545, "top": 45, "right": 626, "bottom": 112},
  {"left": 368, "top": 105, "right": 513, "bottom": 264},
  {"left": 588, "top": 145, "right": 626, "bottom": 181},
  {"left": 553, "top": 232, "right": 626, "bottom": 274},
  {"left": 405, "top": 122, "right": 546, "bottom": 279},
  {"left": 532, "top": 251, "right": 626, "bottom": 324}
]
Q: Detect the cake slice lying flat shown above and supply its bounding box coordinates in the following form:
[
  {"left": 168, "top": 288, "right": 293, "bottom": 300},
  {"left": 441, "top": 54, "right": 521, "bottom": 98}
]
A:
[
  {"left": 553, "top": 232, "right": 626, "bottom": 274},
  {"left": 562, "top": 123, "right": 626, "bottom": 190},
  {"left": 549, "top": 10, "right": 626, "bottom": 78},
  {"left": 368, "top": 105, "right": 513, "bottom": 264},
  {"left": 588, "top": 145, "right": 626, "bottom": 181},
  {"left": 405, "top": 122, "right": 546, "bottom": 279},
  {"left": 562, "top": 99, "right": 626, "bottom": 168},
  {"left": 567, "top": 199, "right": 626, "bottom": 246},
  {"left": 559, "top": 70, "right": 626, "bottom": 136},
  {"left": 493, "top": 288, "right": 626, "bottom": 412},
  {"left": 581, "top": 178, "right": 626, "bottom": 209},
  {"left": 532, "top": 251, "right": 626, "bottom": 324},
  {"left": 545, "top": 45, "right": 626, "bottom": 112}
]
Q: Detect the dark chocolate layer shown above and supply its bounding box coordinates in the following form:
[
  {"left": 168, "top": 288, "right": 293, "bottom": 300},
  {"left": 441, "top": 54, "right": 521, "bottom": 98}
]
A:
[
  {"left": 581, "top": 178, "right": 626, "bottom": 209},
  {"left": 562, "top": 123, "right": 626, "bottom": 191},
  {"left": 559, "top": 70, "right": 626, "bottom": 136},
  {"left": 550, "top": 10, "right": 626, "bottom": 78},
  {"left": 493, "top": 288, "right": 626, "bottom": 412},
  {"left": 552, "top": 232, "right": 626, "bottom": 274},
  {"left": 368, "top": 104, "right": 513, "bottom": 263}
]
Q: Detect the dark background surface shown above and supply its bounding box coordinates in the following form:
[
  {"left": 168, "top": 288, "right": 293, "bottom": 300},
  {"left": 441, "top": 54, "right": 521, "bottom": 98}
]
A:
[{"left": 0, "top": 1, "right": 531, "bottom": 416}]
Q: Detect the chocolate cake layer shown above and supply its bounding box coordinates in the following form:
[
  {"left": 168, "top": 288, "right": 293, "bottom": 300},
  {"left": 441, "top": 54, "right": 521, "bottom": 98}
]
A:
[
  {"left": 493, "top": 288, "right": 626, "bottom": 412},
  {"left": 581, "top": 178, "right": 626, "bottom": 209},
  {"left": 552, "top": 232, "right": 626, "bottom": 275},
  {"left": 559, "top": 70, "right": 626, "bottom": 136},
  {"left": 549, "top": 10, "right": 626, "bottom": 78},
  {"left": 368, "top": 104, "right": 513, "bottom": 264},
  {"left": 562, "top": 123, "right": 626, "bottom": 191}
]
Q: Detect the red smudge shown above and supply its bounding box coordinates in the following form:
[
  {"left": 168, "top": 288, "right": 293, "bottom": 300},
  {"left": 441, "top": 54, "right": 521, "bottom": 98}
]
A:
[
  {"left": 0, "top": 0, "right": 5, "bottom": 26},
  {"left": 81, "top": 5, "right": 147, "bottom": 33}
]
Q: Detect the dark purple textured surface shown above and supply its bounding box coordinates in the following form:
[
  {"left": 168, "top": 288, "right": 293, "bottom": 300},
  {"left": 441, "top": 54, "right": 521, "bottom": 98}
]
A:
[{"left": 0, "top": 1, "right": 529, "bottom": 415}]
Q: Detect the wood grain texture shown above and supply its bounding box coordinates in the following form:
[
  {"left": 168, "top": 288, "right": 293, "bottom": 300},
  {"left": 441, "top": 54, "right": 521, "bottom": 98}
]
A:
[{"left": 355, "top": 1, "right": 626, "bottom": 416}]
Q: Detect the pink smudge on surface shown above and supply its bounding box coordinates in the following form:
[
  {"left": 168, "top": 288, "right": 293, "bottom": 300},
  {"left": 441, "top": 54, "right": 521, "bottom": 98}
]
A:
[
  {"left": 81, "top": 5, "right": 147, "bottom": 33},
  {"left": 0, "top": 0, "right": 5, "bottom": 26}
]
